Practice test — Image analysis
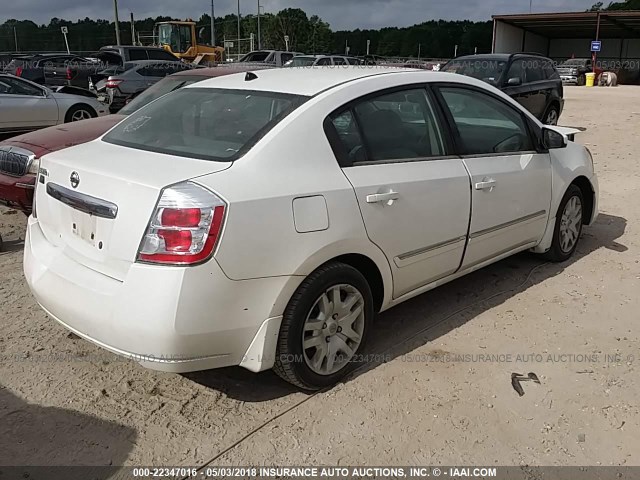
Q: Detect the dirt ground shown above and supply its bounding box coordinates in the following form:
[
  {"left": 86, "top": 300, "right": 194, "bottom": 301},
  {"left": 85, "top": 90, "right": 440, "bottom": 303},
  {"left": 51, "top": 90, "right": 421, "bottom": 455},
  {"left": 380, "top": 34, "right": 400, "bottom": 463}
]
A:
[{"left": 0, "top": 86, "right": 638, "bottom": 470}]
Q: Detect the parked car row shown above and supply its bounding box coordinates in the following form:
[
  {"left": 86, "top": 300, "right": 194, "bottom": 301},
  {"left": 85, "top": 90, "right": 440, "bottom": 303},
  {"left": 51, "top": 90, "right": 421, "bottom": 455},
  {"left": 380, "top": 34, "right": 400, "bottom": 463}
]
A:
[
  {"left": 0, "top": 65, "right": 267, "bottom": 214},
  {"left": 14, "top": 67, "right": 597, "bottom": 391}
]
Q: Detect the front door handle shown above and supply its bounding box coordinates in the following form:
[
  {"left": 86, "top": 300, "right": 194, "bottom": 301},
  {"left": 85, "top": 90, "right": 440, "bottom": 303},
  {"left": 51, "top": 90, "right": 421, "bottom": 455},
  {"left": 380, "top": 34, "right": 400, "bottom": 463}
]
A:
[
  {"left": 366, "top": 191, "right": 400, "bottom": 204},
  {"left": 475, "top": 179, "right": 497, "bottom": 191}
]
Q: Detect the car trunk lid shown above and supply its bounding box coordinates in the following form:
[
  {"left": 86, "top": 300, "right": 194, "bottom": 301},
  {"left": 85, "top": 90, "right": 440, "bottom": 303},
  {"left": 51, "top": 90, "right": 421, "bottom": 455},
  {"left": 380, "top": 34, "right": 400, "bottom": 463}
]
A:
[{"left": 35, "top": 140, "right": 231, "bottom": 281}]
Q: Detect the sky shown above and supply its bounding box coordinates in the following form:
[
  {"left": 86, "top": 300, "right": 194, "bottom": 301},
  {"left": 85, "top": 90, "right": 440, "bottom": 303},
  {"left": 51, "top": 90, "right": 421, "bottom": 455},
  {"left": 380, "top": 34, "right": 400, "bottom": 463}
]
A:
[{"left": 3, "top": 0, "right": 599, "bottom": 30}]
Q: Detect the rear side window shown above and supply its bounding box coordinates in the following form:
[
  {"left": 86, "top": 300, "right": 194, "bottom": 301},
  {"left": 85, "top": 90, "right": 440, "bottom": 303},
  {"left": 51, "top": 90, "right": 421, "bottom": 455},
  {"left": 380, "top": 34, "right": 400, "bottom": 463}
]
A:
[
  {"left": 103, "top": 88, "right": 307, "bottom": 161},
  {"left": 129, "top": 49, "right": 149, "bottom": 61},
  {"left": 328, "top": 88, "right": 446, "bottom": 165},
  {"left": 148, "top": 49, "right": 179, "bottom": 61}
]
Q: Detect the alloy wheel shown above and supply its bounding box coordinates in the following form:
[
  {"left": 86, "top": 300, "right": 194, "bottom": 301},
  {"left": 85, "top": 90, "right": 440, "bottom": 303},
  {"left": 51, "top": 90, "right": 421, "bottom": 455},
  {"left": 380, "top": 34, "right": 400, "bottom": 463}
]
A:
[
  {"left": 559, "top": 195, "right": 583, "bottom": 253},
  {"left": 71, "top": 109, "right": 92, "bottom": 121}
]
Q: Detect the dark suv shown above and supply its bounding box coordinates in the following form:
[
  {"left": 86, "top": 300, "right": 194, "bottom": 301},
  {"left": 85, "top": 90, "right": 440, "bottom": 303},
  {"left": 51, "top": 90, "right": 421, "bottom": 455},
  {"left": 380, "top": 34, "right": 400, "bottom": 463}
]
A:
[{"left": 441, "top": 53, "right": 564, "bottom": 125}]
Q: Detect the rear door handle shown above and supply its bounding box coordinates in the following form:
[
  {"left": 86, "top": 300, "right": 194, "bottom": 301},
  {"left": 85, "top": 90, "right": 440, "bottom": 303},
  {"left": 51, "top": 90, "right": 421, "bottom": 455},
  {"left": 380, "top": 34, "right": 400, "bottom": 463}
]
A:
[
  {"left": 366, "top": 191, "right": 400, "bottom": 204},
  {"left": 475, "top": 179, "right": 497, "bottom": 191}
]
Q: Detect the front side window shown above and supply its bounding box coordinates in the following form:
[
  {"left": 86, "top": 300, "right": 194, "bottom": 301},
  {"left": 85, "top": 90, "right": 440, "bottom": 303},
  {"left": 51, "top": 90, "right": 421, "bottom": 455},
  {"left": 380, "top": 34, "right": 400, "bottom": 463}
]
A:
[
  {"left": 329, "top": 88, "right": 446, "bottom": 165},
  {"left": 442, "top": 58, "right": 508, "bottom": 86},
  {"left": 439, "top": 87, "right": 533, "bottom": 155},
  {"left": 103, "top": 88, "right": 307, "bottom": 161},
  {"left": 506, "top": 59, "right": 525, "bottom": 84},
  {"left": 333, "top": 57, "right": 347, "bottom": 66},
  {"left": 316, "top": 57, "right": 332, "bottom": 66}
]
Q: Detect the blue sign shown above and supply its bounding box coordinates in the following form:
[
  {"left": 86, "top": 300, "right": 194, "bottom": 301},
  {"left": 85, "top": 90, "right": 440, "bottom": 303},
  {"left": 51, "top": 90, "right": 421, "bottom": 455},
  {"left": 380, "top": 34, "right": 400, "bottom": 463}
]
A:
[{"left": 591, "top": 41, "right": 602, "bottom": 52}]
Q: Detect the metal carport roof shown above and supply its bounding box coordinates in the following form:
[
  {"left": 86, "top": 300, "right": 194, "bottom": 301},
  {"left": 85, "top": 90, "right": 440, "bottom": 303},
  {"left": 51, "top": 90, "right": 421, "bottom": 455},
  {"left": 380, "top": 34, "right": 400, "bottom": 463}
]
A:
[{"left": 492, "top": 11, "right": 640, "bottom": 39}]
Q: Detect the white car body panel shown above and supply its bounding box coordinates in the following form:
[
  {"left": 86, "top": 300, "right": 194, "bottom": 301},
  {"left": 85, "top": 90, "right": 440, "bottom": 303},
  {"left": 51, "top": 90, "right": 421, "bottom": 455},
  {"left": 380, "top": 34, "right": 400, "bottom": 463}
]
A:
[{"left": 24, "top": 68, "right": 598, "bottom": 374}]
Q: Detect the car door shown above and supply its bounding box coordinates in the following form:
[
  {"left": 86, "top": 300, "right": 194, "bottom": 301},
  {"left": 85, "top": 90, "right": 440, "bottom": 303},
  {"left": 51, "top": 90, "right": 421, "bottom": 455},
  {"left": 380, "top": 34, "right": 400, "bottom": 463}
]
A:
[
  {"left": 523, "top": 57, "right": 550, "bottom": 119},
  {"left": 502, "top": 58, "right": 538, "bottom": 117},
  {"left": 0, "top": 76, "right": 58, "bottom": 131},
  {"left": 327, "top": 87, "right": 472, "bottom": 298},
  {"left": 435, "top": 85, "right": 551, "bottom": 270}
]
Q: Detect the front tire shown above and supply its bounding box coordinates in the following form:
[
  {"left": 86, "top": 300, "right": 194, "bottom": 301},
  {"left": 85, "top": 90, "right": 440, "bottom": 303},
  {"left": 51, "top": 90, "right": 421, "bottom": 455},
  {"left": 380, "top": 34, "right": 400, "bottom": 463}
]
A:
[
  {"left": 64, "top": 104, "right": 96, "bottom": 123},
  {"left": 273, "top": 262, "right": 374, "bottom": 391},
  {"left": 543, "top": 185, "right": 584, "bottom": 262}
]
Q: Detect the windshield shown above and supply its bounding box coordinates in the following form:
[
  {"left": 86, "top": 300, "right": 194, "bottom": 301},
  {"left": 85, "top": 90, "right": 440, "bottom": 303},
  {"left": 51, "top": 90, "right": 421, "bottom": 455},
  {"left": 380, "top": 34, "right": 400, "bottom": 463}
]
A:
[
  {"left": 103, "top": 87, "right": 307, "bottom": 161},
  {"left": 562, "top": 59, "right": 588, "bottom": 66},
  {"left": 119, "top": 75, "right": 207, "bottom": 114},
  {"left": 285, "top": 57, "right": 316, "bottom": 67},
  {"left": 442, "top": 59, "right": 508, "bottom": 84}
]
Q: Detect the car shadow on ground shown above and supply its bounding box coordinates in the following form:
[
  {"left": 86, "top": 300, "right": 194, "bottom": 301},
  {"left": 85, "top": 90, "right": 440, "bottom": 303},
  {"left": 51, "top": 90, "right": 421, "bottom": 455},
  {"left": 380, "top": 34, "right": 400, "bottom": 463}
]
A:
[
  {"left": 187, "top": 213, "right": 627, "bottom": 401},
  {"left": 0, "top": 238, "right": 25, "bottom": 254},
  {"left": 0, "top": 385, "right": 136, "bottom": 479}
]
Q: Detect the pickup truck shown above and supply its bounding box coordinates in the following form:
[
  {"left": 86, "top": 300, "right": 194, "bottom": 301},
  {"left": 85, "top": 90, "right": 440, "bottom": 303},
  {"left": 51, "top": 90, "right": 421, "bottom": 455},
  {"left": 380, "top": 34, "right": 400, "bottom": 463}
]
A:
[{"left": 557, "top": 58, "right": 603, "bottom": 85}]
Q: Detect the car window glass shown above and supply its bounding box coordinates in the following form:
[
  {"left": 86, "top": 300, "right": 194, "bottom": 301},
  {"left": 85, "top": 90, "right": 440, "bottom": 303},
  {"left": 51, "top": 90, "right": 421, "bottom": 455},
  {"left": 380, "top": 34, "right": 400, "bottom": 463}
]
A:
[
  {"left": 280, "top": 53, "right": 294, "bottom": 64},
  {"left": 104, "top": 88, "right": 305, "bottom": 161},
  {"left": 330, "top": 110, "right": 367, "bottom": 163},
  {"left": 506, "top": 59, "right": 525, "bottom": 84},
  {"left": 129, "top": 49, "right": 149, "bottom": 61},
  {"left": 345, "top": 88, "right": 445, "bottom": 162},
  {"left": 316, "top": 57, "right": 332, "bottom": 66},
  {"left": 0, "top": 77, "right": 43, "bottom": 96},
  {"left": 333, "top": 57, "right": 347, "bottom": 65},
  {"left": 440, "top": 87, "right": 533, "bottom": 155},
  {"left": 542, "top": 61, "right": 558, "bottom": 80},
  {"left": 148, "top": 49, "right": 179, "bottom": 61},
  {"left": 525, "top": 58, "right": 545, "bottom": 82}
]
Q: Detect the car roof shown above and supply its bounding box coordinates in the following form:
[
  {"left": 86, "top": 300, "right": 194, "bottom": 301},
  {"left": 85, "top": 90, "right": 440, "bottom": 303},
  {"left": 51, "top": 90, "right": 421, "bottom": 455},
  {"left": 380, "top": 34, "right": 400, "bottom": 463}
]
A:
[
  {"left": 100, "top": 45, "right": 166, "bottom": 51},
  {"left": 188, "top": 66, "right": 428, "bottom": 96},
  {"left": 170, "top": 64, "right": 273, "bottom": 78}
]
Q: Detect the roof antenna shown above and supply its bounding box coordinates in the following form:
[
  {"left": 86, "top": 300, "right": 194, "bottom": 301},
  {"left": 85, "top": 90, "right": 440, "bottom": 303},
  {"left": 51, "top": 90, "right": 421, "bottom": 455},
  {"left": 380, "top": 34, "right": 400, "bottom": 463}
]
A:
[{"left": 245, "top": 71, "right": 258, "bottom": 81}]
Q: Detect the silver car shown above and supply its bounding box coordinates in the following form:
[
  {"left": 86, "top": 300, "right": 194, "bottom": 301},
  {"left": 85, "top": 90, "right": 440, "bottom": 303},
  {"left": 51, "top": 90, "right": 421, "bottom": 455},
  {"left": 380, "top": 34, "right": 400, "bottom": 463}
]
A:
[
  {"left": 0, "top": 73, "right": 108, "bottom": 136},
  {"left": 104, "top": 60, "right": 197, "bottom": 113}
]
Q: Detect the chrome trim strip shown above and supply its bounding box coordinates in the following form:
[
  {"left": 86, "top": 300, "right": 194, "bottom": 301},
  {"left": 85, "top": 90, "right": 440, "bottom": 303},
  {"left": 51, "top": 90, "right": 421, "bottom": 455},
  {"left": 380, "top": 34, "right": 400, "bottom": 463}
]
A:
[
  {"left": 46, "top": 182, "right": 118, "bottom": 219},
  {"left": 15, "top": 183, "right": 35, "bottom": 189},
  {"left": 470, "top": 210, "right": 546, "bottom": 239},
  {"left": 398, "top": 236, "right": 466, "bottom": 261}
]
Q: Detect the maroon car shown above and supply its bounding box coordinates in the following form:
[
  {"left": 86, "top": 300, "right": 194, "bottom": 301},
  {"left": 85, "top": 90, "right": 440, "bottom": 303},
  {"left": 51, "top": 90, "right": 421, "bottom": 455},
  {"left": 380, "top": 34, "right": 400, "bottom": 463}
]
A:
[{"left": 0, "top": 65, "right": 270, "bottom": 216}]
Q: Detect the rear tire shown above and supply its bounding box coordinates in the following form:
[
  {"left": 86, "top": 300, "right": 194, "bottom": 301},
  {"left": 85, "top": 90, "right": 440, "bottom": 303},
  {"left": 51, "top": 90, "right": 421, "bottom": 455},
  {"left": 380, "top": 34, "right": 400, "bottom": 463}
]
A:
[
  {"left": 273, "top": 261, "right": 374, "bottom": 391},
  {"left": 65, "top": 104, "right": 96, "bottom": 123},
  {"left": 543, "top": 185, "right": 584, "bottom": 262}
]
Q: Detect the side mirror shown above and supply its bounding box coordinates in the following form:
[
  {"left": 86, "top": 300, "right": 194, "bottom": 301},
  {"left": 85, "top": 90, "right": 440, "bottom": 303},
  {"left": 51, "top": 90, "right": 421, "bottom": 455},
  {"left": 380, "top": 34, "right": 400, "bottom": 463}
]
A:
[
  {"left": 507, "top": 77, "right": 522, "bottom": 86},
  {"left": 543, "top": 127, "right": 568, "bottom": 149}
]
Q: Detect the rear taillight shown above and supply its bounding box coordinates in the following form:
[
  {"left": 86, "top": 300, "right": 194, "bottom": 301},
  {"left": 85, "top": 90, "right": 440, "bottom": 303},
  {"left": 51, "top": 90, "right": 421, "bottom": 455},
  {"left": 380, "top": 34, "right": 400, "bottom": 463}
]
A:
[
  {"left": 15, "top": 66, "right": 23, "bottom": 77},
  {"left": 105, "top": 78, "right": 123, "bottom": 88},
  {"left": 137, "top": 182, "right": 226, "bottom": 266},
  {"left": 66, "top": 67, "right": 73, "bottom": 80}
]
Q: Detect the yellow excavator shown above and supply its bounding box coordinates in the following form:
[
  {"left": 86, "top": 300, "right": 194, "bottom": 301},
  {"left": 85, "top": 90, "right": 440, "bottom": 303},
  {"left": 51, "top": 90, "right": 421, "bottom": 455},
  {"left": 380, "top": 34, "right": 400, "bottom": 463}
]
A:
[{"left": 154, "top": 20, "right": 224, "bottom": 64}]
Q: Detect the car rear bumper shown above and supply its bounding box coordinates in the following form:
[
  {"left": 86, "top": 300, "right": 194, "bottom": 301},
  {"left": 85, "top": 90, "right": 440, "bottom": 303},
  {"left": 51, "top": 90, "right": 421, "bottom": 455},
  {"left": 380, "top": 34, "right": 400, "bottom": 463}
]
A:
[
  {"left": 0, "top": 173, "right": 35, "bottom": 213},
  {"left": 24, "top": 216, "right": 293, "bottom": 373}
]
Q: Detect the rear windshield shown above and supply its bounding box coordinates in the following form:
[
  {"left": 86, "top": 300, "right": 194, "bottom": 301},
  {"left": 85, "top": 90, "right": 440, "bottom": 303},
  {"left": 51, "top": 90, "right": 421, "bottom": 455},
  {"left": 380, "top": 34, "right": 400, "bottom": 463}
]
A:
[
  {"left": 119, "top": 75, "right": 207, "bottom": 114},
  {"left": 442, "top": 59, "right": 508, "bottom": 83},
  {"left": 240, "top": 52, "right": 271, "bottom": 62},
  {"left": 103, "top": 87, "right": 307, "bottom": 161}
]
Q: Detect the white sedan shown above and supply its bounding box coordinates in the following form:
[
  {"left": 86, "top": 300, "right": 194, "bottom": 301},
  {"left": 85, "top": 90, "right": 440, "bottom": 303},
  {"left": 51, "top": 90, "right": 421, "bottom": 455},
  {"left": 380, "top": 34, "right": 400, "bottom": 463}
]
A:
[
  {"left": 0, "top": 73, "right": 108, "bottom": 136},
  {"left": 24, "top": 67, "right": 598, "bottom": 390}
]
